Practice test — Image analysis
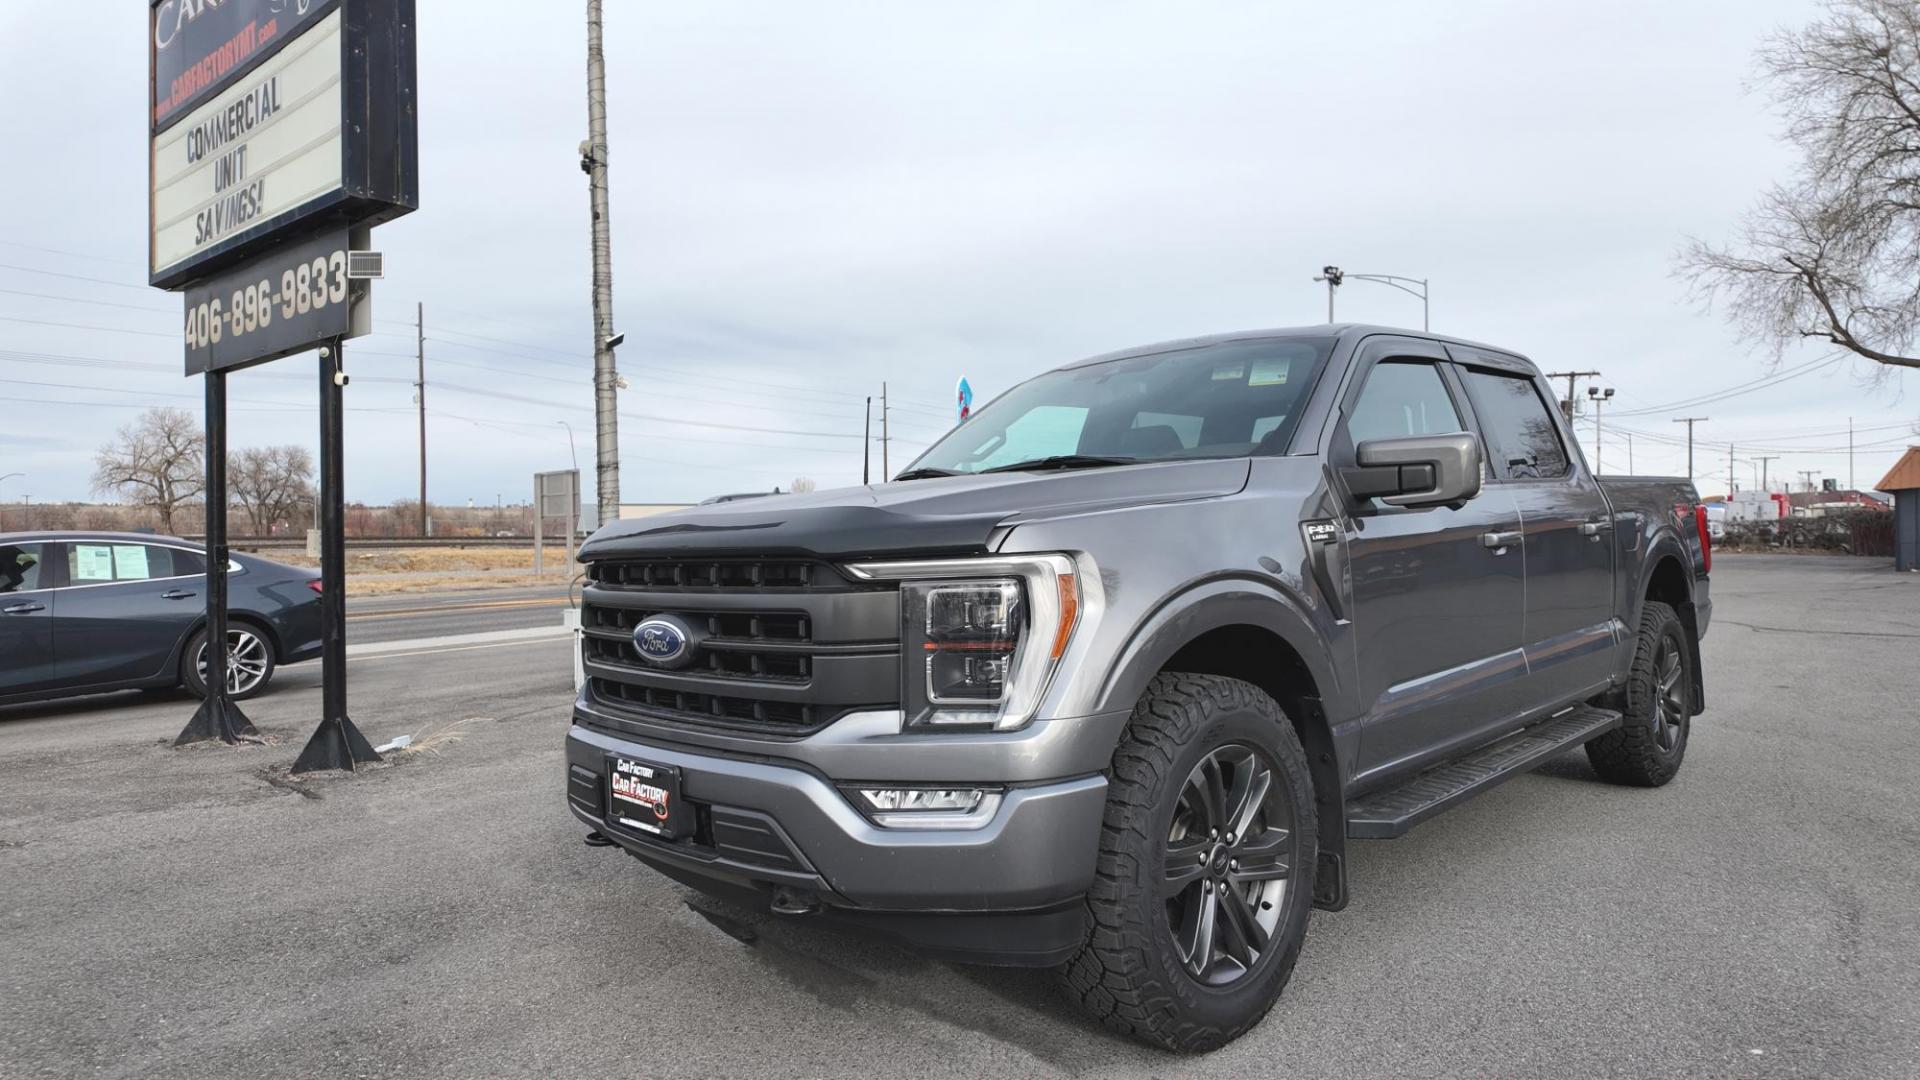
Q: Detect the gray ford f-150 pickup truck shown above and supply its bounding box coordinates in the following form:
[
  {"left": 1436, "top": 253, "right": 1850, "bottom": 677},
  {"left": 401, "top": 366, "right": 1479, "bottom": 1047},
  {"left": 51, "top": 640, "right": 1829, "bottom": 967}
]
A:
[{"left": 564, "top": 325, "right": 1711, "bottom": 1051}]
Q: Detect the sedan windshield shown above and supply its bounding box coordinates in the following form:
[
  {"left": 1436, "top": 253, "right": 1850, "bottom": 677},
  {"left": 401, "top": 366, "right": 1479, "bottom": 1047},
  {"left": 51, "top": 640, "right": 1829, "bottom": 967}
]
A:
[{"left": 904, "top": 338, "right": 1333, "bottom": 476}]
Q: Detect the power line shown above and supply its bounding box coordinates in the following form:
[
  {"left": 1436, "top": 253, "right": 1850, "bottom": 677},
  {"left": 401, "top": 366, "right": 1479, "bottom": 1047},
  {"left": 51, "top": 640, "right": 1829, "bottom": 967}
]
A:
[{"left": 0, "top": 286, "right": 174, "bottom": 313}]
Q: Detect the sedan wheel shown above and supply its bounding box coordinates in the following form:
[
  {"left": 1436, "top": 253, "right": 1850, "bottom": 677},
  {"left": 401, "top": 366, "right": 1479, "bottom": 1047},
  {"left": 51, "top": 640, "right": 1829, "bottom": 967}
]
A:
[{"left": 196, "top": 628, "right": 272, "bottom": 697}]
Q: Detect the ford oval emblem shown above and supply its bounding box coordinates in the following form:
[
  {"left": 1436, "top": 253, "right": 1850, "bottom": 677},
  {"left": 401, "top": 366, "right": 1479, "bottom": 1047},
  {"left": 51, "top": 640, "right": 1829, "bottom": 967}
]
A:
[{"left": 633, "top": 615, "right": 694, "bottom": 667}]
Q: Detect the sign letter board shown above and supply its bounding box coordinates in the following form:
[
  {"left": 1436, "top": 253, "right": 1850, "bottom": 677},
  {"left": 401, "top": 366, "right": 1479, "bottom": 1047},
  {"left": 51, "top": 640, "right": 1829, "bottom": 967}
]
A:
[
  {"left": 182, "top": 227, "right": 371, "bottom": 374},
  {"left": 149, "top": 0, "right": 417, "bottom": 291}
]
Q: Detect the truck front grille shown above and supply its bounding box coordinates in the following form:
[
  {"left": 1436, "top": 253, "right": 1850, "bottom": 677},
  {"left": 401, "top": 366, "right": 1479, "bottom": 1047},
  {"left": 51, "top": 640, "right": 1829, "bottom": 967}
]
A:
[
  {"left": 578, "top": 557, "right": 899, "bottom": 737},
  {"left": 587, "top": 557, "right": 850, "bottom": 592}
]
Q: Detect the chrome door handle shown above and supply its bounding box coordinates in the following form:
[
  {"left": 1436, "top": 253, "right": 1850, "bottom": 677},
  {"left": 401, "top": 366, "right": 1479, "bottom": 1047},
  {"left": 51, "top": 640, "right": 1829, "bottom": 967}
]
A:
[
  {"left": 1481, "top": 531, "right": 1522, "bottom": 550},
  {"left": 162, "top": 589, "right": 197, "bottom": 600},
  {"left": 1579, "top": 520, "right": 1613, "bottom": 537},
  {"left": 3, "top": 602, "right": 45, "bottom": 614}
]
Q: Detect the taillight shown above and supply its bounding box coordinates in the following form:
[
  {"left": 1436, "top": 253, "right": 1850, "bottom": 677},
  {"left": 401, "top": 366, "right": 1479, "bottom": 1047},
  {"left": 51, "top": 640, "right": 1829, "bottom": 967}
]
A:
[
  {"left": 307, "top": 579, "right": 323, "bottom": 595},
  {"left": 1694, "top": 505, "right": 1711, "bottom": 574}
]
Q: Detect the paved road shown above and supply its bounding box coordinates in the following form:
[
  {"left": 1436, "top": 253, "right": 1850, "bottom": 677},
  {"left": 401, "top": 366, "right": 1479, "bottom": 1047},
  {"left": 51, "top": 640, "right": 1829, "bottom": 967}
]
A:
[
  {"left": 2, "top": 555, "right": 1916, "bottom": 1078},
  {"left": 346, "top": 584, "right": 574, "bottom": 644}
]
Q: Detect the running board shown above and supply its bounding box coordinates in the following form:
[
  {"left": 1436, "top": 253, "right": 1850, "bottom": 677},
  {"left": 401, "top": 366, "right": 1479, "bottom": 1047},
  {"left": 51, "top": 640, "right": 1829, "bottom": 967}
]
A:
[{"left": 1345, "top": 705, "right": 1623, "bottom": 840}]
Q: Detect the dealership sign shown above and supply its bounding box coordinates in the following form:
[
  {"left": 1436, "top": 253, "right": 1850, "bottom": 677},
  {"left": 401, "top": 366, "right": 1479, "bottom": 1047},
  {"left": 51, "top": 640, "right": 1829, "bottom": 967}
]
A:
[{"left": 149, "top": 0, "right": 416, "bottom": 291}]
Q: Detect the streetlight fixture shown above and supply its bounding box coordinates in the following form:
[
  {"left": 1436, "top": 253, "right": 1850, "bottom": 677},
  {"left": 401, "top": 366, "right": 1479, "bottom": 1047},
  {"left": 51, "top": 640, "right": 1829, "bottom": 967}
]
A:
[
  {"left": 1311, "top": 265, "right": 1345, "bottom": 322},
  {"left": 1587, "top": 386, "right": 1615, "bottom": 474},
  {"left": 1344, "top": 273, "right": 1430, "bottom": 331},
  {"left": 1311, "top": 267, "right": 1432, "bottom": 329}
]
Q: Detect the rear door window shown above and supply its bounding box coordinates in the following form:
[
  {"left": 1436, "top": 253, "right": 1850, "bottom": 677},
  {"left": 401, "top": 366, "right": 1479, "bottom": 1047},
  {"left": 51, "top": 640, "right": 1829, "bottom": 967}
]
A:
[
  {"left": 0, "top": 543, "right": 45, "bottom": 593},
  {"left": 69, "top": 543, "right": 183, "bottom": 584},
  {"left": 1459, "top": 369, "right": 1569, "bottom": 480}
]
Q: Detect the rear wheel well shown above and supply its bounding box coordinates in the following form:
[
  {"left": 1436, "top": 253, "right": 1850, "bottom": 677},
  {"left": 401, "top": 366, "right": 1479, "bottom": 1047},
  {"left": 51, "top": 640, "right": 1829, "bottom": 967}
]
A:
[
  {"left": 1161, "top": 625, "right": 1344, "bottom": 905},
  {"left": 1645, "top": 556, "right": 1689, "bottom": 609},
  {"left": 1640, "top": 556, "right": 1704, "bottom": 715}
]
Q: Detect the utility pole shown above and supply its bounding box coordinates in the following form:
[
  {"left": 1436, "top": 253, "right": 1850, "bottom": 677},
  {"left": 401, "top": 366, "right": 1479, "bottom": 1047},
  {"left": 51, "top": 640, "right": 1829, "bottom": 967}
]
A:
[
  {"left": 881, "top": 382, "right": 890, "bottom": 479},
  {"left": 583, "top": 0, "right": 621, "bottom": 519},
  {"left": 1799, "top": 469, "right": 1819, "bottom": 492},
  {"left": 1546, "top": 369, "right": 1601, "bottom": 421},
  {"left": 415, "top": 302, "right": 427, "bottom": 536},
  {"left": 863, "top": 396, "right": 872, "bottom": 485},
  {"left": 1727, "top": 443, "right": 1736, "bottom": 497},
  {"left": 1849, "top": 416, "right": 1855, "bottom": 491},
  {"left": 1626, "top": 433, "right": 1634, "bottom": 474},
  {"left": 1755, "top": 455, "right": 1778, "bottom": 492},
  {"left": 1673, "top": 416, "right": 1709, "bottom": 485}
]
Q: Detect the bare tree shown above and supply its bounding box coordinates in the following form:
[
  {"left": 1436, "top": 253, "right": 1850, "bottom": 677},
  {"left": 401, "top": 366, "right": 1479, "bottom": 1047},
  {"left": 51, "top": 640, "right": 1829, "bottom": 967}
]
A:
[
  {"left": 91, "top": 407, "right": 205, "bottom": 531},
  {"left": 791, "top": 476, "right": 818, "bottom": 493},
  {"left": 1680, "top": 0, "right": 1920, "bottom": 371},
  {"left": 230, "top": 445, "right": 314, "bottom": 535}
]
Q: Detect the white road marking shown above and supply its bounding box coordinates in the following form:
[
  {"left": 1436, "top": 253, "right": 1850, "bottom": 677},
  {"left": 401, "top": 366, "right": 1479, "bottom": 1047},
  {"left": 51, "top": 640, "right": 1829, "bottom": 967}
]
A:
[
  {"left": 346, "top": 624, "right": 573, "bottom": 660},
  {"left": 349, "top": 637, "right": 574, "bottom": 663}
]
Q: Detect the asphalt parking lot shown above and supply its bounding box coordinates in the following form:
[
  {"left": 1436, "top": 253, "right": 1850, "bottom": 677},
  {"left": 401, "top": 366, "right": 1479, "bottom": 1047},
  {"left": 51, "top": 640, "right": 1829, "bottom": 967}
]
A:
[{"left": 2, "top": 554, "right": 1917, "bottom": 1079}]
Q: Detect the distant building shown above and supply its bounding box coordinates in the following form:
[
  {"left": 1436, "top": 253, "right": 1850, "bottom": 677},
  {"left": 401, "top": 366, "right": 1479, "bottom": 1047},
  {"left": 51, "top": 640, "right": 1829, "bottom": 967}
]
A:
[{"left": 1875, "top": 447, "right": 1920, "bottom": 572}]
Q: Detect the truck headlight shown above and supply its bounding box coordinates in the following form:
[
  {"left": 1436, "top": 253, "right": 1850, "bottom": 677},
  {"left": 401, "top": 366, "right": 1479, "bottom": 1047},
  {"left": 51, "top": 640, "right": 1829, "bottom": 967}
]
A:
[{"left": 844, "top": 554, "right": 1085, "bottom": 731}]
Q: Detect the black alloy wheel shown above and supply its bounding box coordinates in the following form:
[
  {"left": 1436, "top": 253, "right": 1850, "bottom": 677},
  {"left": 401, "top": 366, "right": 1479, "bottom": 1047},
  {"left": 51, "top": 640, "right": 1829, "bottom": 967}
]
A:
[{"left": 1163, "top": 744, "right": 1294, "bottom": 986}]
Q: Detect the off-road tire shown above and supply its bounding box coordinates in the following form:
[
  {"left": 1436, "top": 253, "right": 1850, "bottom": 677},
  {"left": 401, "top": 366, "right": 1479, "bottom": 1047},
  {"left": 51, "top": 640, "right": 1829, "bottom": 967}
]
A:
[
  {"left": 1059, "top": 673, "right": 1317, "bottom": 1053},
  {"left": 1586, "top": 600, "right": 1691, "bottom": 787}
]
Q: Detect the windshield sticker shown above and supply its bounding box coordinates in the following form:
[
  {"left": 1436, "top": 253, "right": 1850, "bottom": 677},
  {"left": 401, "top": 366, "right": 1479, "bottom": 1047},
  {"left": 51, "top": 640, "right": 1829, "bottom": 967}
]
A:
[
  {"left": 1250, "top": 359, "right": 1291, "bottom": 386},
  {"left": 1211, "top": 364, "right": 1247, "bottom": 381}
]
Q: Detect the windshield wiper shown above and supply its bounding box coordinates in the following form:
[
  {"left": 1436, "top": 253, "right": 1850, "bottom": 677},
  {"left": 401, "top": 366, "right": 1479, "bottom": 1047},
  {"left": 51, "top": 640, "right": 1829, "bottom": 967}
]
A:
[
  {"left": 891, "top": 467, "right": 962, "bottom": 481},
  {"left": 978, "top": 454, "right": 1139, "bottom": 475}
]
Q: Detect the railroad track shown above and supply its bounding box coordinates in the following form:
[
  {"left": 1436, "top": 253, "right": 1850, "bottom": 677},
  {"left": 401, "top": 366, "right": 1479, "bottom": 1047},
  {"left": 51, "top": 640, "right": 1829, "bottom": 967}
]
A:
[{"left": 186, "top": 535, "right": 552, "bottom": 551}]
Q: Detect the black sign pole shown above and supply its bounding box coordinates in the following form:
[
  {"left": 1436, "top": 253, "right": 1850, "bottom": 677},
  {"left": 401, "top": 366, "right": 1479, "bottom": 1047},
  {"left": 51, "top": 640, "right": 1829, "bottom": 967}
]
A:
[
  {"left": 175, "top": 368, "right": 257, "bottom": 745},
  {"left": 291, "top": 339, "right": 380, "bottom": 773}
]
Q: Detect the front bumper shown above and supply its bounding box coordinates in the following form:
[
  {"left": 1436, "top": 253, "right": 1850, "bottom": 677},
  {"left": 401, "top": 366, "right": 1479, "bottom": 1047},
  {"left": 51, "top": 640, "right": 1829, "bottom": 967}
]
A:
[{"left": 565, "top": 718, "right": 1112, "bottom": 964}]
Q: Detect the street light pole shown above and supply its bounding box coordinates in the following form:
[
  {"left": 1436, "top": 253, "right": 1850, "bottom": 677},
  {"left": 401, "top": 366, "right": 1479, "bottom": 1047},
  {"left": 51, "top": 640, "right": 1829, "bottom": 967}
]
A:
[
  {"left": 0, "top": 473, "right": 20, "bottom": 529},
  {"left": 558, "top": 421, "right": 579, "bottom": 472},
  {"left": 1311, "top": 265, "right": 1344, "bottom": 322},
  {"left": 1587, "top": 386, "right": 1614, "bottom": 474},
  {"left": 1346, "top": 272, "right": 1431, "bottom": 331}
]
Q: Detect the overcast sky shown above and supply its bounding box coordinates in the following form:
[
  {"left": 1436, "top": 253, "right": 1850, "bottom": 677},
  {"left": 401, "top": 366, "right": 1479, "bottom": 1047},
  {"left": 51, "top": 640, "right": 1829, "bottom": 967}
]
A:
[{"left": 1, "top": 0, "right": 1912, "bottom": 511}]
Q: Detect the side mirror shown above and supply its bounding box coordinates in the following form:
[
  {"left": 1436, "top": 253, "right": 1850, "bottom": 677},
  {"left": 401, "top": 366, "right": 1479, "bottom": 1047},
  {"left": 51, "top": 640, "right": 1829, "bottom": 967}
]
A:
[{"left": 1345, "top": 433, "right": 1483, "bottom": 507}]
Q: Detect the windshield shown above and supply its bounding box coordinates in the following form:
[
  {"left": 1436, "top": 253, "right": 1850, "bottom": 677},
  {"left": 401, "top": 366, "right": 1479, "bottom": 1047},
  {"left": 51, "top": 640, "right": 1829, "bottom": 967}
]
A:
[{"left": 904, "top": 338, "right": 1334, "bottom": 475}]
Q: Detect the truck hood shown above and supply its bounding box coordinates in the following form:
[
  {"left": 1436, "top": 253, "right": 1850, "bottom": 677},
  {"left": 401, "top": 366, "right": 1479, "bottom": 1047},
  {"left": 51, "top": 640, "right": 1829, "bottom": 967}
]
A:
[{"left": 580, "top": 458, "right": 1252, "bottom": 561}]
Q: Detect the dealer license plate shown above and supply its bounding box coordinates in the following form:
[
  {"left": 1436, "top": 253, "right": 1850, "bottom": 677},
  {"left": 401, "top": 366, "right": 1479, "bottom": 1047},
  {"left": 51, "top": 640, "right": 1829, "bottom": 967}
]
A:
[{"left": 605, "top": 756, "right": 691, "bottom": 840}]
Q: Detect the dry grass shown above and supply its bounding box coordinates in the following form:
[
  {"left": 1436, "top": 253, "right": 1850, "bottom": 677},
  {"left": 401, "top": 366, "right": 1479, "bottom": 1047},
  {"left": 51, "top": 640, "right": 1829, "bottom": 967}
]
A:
[
  {"left": 346, "top": 572, "right": 565, "bottom": 597},
  {"left": 394, "top": 717, "right": 487, "bottom": 756},
  {"left": 269, "top": 546, "right": 572, "bottom": 573},
  {"left": 259, "top": 546, "right": 583, "bottom": 596}
]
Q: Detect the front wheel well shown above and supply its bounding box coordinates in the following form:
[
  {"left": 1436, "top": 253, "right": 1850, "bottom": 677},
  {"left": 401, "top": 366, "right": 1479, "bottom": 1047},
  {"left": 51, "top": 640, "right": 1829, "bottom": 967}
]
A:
[{"left": 1160, "top": 624, "right": 1344, "bottom": 906}]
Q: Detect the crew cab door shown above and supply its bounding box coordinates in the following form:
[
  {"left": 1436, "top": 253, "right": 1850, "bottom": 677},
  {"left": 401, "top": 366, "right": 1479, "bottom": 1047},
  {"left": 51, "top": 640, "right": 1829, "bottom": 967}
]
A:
[
  {"left": 0, "top": 542, "right": 57, "bottom": 695},
  {"left": 1450, "top": 353, "right": 1617, "bottom": 703},
  {"left": 1333, "top": 338, "right": 1528, "bottom": 784}
]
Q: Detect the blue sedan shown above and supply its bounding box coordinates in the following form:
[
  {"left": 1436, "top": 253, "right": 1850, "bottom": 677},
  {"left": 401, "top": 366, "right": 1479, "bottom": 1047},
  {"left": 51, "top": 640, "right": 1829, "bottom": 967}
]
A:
[{"left": 0, "top": 531, "right": 323, "bottom": 705}]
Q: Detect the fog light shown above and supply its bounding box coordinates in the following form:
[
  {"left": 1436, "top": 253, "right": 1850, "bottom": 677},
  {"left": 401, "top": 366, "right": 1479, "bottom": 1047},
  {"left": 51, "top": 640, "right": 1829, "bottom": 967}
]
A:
[{"left": 852, "top": 786, "right": 1002, "bottom": 829}]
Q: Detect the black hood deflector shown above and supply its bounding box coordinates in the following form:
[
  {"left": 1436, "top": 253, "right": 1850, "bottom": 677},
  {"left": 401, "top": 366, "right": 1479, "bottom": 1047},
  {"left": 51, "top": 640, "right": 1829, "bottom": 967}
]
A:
[{"left": 579, "top": 458, "right": 1251, "bottom": 561}]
